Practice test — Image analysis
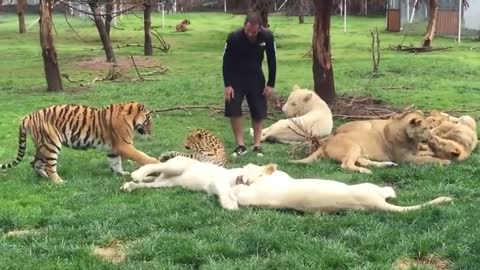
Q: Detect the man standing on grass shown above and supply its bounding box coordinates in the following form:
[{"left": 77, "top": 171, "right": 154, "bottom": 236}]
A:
[{"left": 222, "top": 12, "right": 277, "bottom": 157}]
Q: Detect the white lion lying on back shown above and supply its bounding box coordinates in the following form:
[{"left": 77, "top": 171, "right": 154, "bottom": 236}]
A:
[
  {"left": 233, "top": 164, "right": 453, "bottom": 213},
  {"left": 120, "top": 156, "right": 273, "bottom": 210},
  {"left": 250, "top": 85, "right": 333, "bottom": 144}
]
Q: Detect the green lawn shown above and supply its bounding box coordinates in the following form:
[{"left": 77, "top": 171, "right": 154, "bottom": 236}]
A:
[{"left": 0, "top": 11, "right": 480, "bottom": 269}]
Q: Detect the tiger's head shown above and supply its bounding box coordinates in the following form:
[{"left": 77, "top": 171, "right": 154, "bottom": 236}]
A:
[{"left": 120, "top": 102, "right": 154, "bottom": 137}]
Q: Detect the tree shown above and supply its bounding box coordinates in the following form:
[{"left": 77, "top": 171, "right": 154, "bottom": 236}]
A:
[
  {"left": 144, "top": 0, "right": 153, "bottom": 56},
  {"left": 39, "top": 0, "right": 63, "bottom": 91},
  {"left": 298, "top": 0, "right": 306, "bottom": 24},
  {"left": 105, "top": 0, "right": 114, "bottom": 36},
  {"left": 249, "top": 0, "right": 271, "bottom": 27},
  {"left": 422, "top": 0, "right": 438, "bottom": 47},
  {"left": 312, "top": 0, "right": 335, "bottom": 104},
  {"left": 17, "top": 0, "right": 26, "bottom": 33},
  {"left": 88, "top": 0, "right": 116, "bottom": 62}
]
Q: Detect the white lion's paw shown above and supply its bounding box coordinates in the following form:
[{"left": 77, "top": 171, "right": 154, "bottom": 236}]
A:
[
  {"left": 114, "top": 170, "right": 130, "bottom": 176},
  {"left": 130, "top": 170, "right": 145, "bottom": 182},
  {"left": 120, "top": 182, "right": 136, "bottom": 192}
]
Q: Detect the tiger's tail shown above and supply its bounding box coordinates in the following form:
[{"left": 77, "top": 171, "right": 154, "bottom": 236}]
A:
[{"left": 1, "top": 117, "right": 30, "bottom": 169}]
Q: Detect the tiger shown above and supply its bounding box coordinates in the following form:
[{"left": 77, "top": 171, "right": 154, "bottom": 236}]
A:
[
  {"left": 0, "top": 101, "right": 159, "bottom": 184},
  {"left": 175, "top": 19, "right": 190, "bottom": 32},
  {"left": 159, "top": 129, "right": 227, "bottom": 167}
]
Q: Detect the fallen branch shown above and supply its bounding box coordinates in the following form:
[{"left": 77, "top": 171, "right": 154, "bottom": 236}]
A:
[
  {"left": 303, "top": 48, "right": 312, "bottom": 58},
  {"left": 332, "top": 113, "right": 395, "bottom": 120},
  {"left": 154, "top": 105, "right": 222, "bottom": 114},
  {"left": 60, "top": 60, "right": 167, "bottom": 86},
  {"left": 390, "top": 44, "right": 452, "bottom": 53},
  {"left": 152, "top": 105, "right": 281, "bottom": 120},
  {"left": 151, "top": 29, "right": 171, "bottom": 53},
  {"left": 445, "top": 108, "right": 480, "bottom": 114},
  {"left": 61, "top": 73, "right": 103, "bottom": 86},
  {"left": 130, "top": 54, "right": 144, "bottom": 81},
  {"left": 114, "top": 43, "right": 170, "bottom": 52}
]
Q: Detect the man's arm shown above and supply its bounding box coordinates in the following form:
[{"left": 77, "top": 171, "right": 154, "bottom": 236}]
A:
[
  {"left": 265, "top": 32, "right": 277, "bottom": 88},
  {"left": 222, "top": 33, "right": 235, "bottom": 87}
]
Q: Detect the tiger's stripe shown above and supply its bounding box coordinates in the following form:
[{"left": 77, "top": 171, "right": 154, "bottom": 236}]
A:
[{"left": 0, "top": 102, "right": 158, "bottom": 184}]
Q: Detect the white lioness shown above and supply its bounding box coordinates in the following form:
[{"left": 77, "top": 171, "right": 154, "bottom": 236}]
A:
[
  {"left": 249, "top": 85, "right": 333, "bottom": 144},
  {"left": 120, "top": 156, "right": 273, "bottom": 210},
  {"left": 233, "top": 164, "right": 453, "bottom": 213},
  {"left": 290, "top": 110, "right": 451, "bottom": 173}
]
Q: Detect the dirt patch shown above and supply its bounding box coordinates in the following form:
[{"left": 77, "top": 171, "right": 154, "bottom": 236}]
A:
[
  {"left": 75, "top": 56, "right": 161, "bottom": 73},
  {"left": 393, "top": 256, "right": 450, "bottom": 270},
  {"left": 92, "top": 240, "right": 126, "bottom": 264},
  {"left": 61, "top": 56, "right": 168, "bottom": 86},
  {"left": 269, "top": 93, "right": 402, "bottom": 120},
  {"left": 330, "top": 94, "right": 403, "bottom": 120},
  {"left": 6, "top": 229, "right": 33, "bottom": 237}
]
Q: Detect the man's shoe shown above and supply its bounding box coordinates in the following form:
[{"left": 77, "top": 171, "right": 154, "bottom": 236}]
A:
[
  {"left": 232, "top": 145, "right": 247, "bottom": 157},
  {"left": 252, "top": 146, "right": 264, "bottom": 157}
]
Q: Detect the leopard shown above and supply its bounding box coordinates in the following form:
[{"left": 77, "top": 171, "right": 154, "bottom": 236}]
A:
[{"left": 159, "top": 129, "right": 227, "bottom": 166}]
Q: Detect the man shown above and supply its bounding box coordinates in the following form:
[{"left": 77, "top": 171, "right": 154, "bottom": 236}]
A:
[{"left": 222, "top": 12, "right": 277, "bottom": 157}]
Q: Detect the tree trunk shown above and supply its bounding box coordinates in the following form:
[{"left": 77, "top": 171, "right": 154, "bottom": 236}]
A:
[
  {"left": 88, "top": 0, "right": 115, "bottom": 62},
  {"left": 312, "top": 0, "right": 335, "bottom": 104},
  {"left": 17, "top": 0, "right": 26, "bottom": 33},
  {"left": 298, "top": 15, "right": 305, "bottom": 24},
  {"left": 422, "top": 0, "right": 439, "bottom": 48},
  {"left": 39, "top": 0, "right": 63, "bottom": 92},
  {"left": 249, "top": 0, "right": 270, "bottom": 27},
  {"left": 260, "top": 9, "right": 269, "bottom": 27},
  {"left": 105, "top": 0, "right": 113, "bottom": 37},
  {"left": 144, "top": 0, "right": 153, "bottom": 56},
  {"left": 298, "top": 0, "right": 305, "bottom": 24}
]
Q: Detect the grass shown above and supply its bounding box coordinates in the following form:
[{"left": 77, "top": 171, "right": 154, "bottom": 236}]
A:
[{"left": 0, "top": 11, "right": 480, "bottom": 269}]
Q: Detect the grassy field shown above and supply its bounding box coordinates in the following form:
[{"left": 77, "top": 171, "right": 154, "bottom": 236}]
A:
[{"left": 0, "top": 11, "right": 480, "bottom": 269}]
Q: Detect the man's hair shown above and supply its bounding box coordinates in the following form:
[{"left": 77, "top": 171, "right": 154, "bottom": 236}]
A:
[{"left": 244, "top": 12, "right": 263, "bottom": 26}]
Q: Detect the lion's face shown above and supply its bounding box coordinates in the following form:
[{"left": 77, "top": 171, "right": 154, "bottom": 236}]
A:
[
  {"left": 424, "top": 111, "right": 450, "bottom": 129},
  {"left": 427, "top": 135, "right": 463, "bottom": 160},
  {"left": 282, "top": 85, "right": 318, "bottom": 117},
  {"left": 237, "top": 163, "right": 277, "bottom": 185},
  {"left": 405, "top": 114, "right": 431, "bottom": 143}
]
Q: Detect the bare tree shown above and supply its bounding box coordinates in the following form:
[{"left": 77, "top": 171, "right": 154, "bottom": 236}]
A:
[
  {"left": 105, "top": 0, "right": 114, "bottom": 36},
  {"left": 39, "top": 0, "right": 63, "bottom": 91},
  {"left": 312, "top": 0, "right": 335, "bottom": 104},
  {"left": 88, "top": 0, "right": 115, "bottom": 62},
  {"left": 422, "top": 0, "right": 439, "bottom": 47},
  {"left": 298, "top": 0, "right": 305, "bottom": 24},
  {"left": 249, "top": 0, "right": 271, "bottom": 27},
  {"left": 17, "top": 0, "right": 26, "bottom": 33},
  {"left": 144, "top": 0, "right": 153, "bottom": 55}
]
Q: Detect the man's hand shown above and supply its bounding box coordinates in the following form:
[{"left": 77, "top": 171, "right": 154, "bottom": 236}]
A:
[
  {"left": 225, "top": 86, "right": 234, "bottom": 103},
  {"left": 263, "top": 85, "right": 274, "bottom": 98}
]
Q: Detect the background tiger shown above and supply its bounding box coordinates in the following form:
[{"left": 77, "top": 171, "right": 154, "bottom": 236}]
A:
[
  {"left": 159, "top": 129, "right": 227, "bottom": 167},
  {"left": 0, "top": 101, "right": 159, "bottom": 184}
]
